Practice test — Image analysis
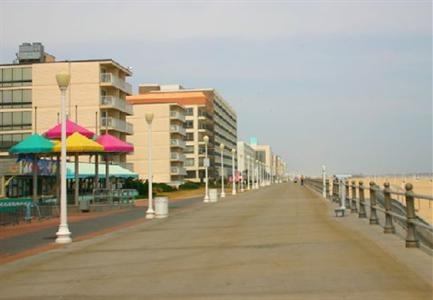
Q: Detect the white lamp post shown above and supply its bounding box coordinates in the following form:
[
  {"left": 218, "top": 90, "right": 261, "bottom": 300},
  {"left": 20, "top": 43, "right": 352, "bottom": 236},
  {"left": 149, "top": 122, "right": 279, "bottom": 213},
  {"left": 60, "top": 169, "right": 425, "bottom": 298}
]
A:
[
  {"left": 220, "top": 143, "right": 225, "bottom": 198},
  {"left": 255, "top": 160, "right": 259, "bottom": 189},
  {"left": 203, "top": 135, "right": 210, "bottom": 202},
  {"left": 55, "top": 71, "right": 72, "bottom": 244},
  {"left": 240, "top": 154, "right": 244, "bottom": 192},
  {"left": 145, "top": 113, "right": 155, "bottom": 219},
  {"left": 247, "top": 155, "right": 251, "bottom": 190},
  {"left": 231, "top": 148, "right": 236, "bottom": 195}
]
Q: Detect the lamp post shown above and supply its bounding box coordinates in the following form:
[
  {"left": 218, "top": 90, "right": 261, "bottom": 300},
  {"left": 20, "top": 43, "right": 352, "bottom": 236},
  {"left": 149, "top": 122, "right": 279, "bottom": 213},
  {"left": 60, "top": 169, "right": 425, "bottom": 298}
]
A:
[
  {"left": 55, "top": 71, "right": 72, "bottom": 244},
  {"left": 255, "top": 160, "right": 259, "bottom": 189},
  {"left": 220, "top": 143, "right": 225, "bottom": 198},
  {"left": 240, "top": 154, "right": 244, "bottom": 192},
  {"left": 231, "top": 148, "right": 236, "bottom": 195},
  {"left": 247, "top": 155, "right": 251, "bottom": 190},
  {"left": 145, "top": 113, "right": 155, "bottom": 219},
  {"left": 203, "top": 135, "right": 210, "bottom": 202}
]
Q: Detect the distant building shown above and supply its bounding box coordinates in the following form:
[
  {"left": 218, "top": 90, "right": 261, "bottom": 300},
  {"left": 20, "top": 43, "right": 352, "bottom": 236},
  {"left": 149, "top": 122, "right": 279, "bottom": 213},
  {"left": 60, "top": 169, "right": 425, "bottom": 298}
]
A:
[
  {"left": 237, "top": 141, "right": 256, "bottom": 181},
  {"left": 127, "top": 84, "right": 237, "bottom": 183}
]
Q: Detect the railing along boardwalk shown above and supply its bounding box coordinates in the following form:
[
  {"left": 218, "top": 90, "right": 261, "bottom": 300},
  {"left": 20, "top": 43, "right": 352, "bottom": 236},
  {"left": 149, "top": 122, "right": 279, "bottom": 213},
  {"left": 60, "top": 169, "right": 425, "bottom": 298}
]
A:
[{"left": 304, "top": 177, "right": 433, "bottom": 249}]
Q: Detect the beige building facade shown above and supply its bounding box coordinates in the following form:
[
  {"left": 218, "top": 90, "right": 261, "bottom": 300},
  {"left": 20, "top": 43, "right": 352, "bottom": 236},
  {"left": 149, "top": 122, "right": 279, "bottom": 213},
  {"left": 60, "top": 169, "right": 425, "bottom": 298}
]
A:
[
  {"left": 128, "top": 84, "right": 237, "bottom": 183},
  {"left": 127, "top": 103, "right": 186, "bottom": 186},
  {"left": 0, "top": 43, "right": 133, "bottom": 197}
]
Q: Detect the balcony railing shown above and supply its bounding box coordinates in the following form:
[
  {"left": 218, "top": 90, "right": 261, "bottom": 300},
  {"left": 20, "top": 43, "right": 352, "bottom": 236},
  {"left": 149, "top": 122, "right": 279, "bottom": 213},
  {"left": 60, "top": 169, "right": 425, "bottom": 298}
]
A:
[
  {"left": 101, "top": 117, "right": 133, "bottom": 135},
  {"left": 170, "top": 152, "right": 185, "bottom": 161},
  {"left": 170, "top": 125, "right": 186, "bottom": 136},
  {"left": 101, "top": 96, "right": 133, "bottom": 115},
  {"left": 100, "top": 73, "right": 132, "bottom": 94},
  {"left": 118, "top": 162, "right": 134, "bottom": 171},
  {"left": 170, "top": 111, "right": 186, "bottom": 122},
  {"left": 170, "top": 139, "right": 186, "bottom": 148},
  {"left": 171, "top": 167, "right": 187, "bottom": 175}
]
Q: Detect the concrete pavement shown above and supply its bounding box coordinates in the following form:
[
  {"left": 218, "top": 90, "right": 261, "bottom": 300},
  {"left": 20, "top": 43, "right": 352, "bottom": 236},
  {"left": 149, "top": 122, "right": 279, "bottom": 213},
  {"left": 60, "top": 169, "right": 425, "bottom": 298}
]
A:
[{"left": 0, "top": 183, "right": 431, "bottom": 299}]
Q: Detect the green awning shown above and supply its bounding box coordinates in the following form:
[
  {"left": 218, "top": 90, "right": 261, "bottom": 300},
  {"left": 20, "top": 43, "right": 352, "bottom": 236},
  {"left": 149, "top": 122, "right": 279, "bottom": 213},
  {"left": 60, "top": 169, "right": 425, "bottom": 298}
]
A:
[
  {"left": 9, "top": 134, "right": 54, "bottom": 154},
  {"left": 66, "top": 162, "right": 137, "bottom": 179}
]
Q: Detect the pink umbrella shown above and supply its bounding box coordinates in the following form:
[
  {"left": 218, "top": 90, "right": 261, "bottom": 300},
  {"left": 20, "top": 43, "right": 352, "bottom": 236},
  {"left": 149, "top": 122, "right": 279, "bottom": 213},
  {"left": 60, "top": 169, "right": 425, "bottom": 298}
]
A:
[
  {"left": 96, "top": 134, "right": 134, "bottom": 153},
  {"left": 44, "top": 119, "right": 94, "bottom": 139}
]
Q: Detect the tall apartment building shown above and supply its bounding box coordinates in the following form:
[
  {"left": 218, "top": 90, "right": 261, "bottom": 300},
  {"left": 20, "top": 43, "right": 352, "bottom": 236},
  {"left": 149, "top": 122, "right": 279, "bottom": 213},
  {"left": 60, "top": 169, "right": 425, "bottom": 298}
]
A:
[
  {"left": 0, "top": 43, "right": 133, "bottom": 195},
  {"left": 127, "top": 84, "right": 237, "bottom": 183},
  {"left": 237, "top": 141, "right": 256, "bottom": 179},
  {"left": 127, "top": 103, "right": 186, "bottom": 186},
  {"left": 250, "top": 142, "right": 273, "bottom": 180}
]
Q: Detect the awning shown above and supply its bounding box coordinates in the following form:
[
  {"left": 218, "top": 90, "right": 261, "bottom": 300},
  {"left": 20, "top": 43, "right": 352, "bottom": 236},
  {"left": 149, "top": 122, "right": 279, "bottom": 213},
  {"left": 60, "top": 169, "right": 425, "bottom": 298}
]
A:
[
  {"left": 52, "top": 132, "right": 104, "bottom": 153},
  {"left": 44, "top": 119, "right": 95, "bottom": 139},
  {"left": 66, "top": 162, "right": 137, "bottom": 179},
  {"left": 96, "top": 134, "right": 134, "bottom": 153},
  {"left": 9, "top": 134, "right": 54, "bottom": 154}
]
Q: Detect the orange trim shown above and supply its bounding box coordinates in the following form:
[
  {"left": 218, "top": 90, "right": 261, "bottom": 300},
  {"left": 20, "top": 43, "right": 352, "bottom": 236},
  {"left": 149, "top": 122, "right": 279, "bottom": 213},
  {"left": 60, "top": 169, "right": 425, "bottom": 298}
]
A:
[{"left": 127, "top": 91, "right": 213, "bottom": 106}]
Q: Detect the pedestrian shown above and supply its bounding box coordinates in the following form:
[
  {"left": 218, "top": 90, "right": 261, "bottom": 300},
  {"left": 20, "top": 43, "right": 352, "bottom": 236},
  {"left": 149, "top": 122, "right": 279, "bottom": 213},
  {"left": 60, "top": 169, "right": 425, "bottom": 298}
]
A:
[{"left": 301, "top": 175, "right": 304, "bottom": 186}]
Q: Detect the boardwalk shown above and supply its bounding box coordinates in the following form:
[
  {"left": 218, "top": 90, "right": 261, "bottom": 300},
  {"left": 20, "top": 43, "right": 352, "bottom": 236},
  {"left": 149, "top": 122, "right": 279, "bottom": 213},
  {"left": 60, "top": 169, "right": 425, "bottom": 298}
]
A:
[{"left": 0, "top": 184, "right": 431, "bottom": 299}]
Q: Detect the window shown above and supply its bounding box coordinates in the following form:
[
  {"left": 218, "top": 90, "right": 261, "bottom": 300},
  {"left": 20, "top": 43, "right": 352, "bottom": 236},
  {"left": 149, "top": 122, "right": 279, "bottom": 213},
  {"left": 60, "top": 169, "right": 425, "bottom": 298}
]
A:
[
  {"left": 0, "top": 67, "right": 32, "bottom": 87},
  {"left": 185, "top": 120, "right": 193, "bottom": 128},
  {"left": 186, "top": 133, "right": 194, "bottom": 141},
  {"left": 0, "top": 89, "right": 32, "bottom": 108},
  {"left": 185, "top": 145, "right": 194, "bottom": 154},
  {"left": 0, "top": 111, "right": 32, "bottom": 130},
  {"left": 185, "top": 108, "right": 193, "bottom": 116},
  {"left": 185, "top": 158, "right": 194, "bottom": 167},
  {"left": 0, "top": 133, "right": 30, "bottom": 150}
]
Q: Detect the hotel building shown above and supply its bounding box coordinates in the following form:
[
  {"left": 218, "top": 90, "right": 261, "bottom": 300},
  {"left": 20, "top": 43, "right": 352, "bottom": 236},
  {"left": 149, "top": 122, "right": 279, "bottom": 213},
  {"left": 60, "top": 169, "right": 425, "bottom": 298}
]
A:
[
  {"left": 237, "top": 141, "right": 256, "bottom": 180},
  {"left": 127, "top": 84, "right": 237, "bottom": 183},
  {"left": 0, "top": 42, "right": 133, "bottom": 196},
  {"left": 127, "top": 102, "right": 186, "bottom": 186}
]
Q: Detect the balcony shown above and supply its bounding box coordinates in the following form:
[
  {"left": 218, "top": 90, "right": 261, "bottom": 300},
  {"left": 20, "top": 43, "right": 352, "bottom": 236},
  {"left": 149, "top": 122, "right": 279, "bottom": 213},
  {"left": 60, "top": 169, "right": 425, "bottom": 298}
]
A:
[
  {"left": 101, "top": 117, "right": 133, "bottom": 135},
  {"left": 170, "top": 139, "right": 185, "bottom": 148},
  {"left": 100, "top": 73, "right": 132, "bottom": 94},
  {"left": 170, "top": 152, "right": 185, "bottom": 162},
  {"left": 170, "top": 111, "right": 185, "bottom": 122},
  {"left": 170, "top": 125, "right": 186, "bottom": 136},
  {"left": 171, "top": 166, "right": 187, "bottom": 175},
  {"left": 101, "top": 96, "right": 133, "bottom": 115}
]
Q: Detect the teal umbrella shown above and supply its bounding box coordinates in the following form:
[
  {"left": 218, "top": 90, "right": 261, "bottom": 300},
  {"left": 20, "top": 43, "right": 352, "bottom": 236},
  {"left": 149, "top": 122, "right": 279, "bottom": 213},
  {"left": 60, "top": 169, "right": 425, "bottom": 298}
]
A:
[
  {"left": 9, "top": 134, "right": 54, "bottom": 203},
  {"left": 9, "top": 134, "right": 54, "bottom": 154}
]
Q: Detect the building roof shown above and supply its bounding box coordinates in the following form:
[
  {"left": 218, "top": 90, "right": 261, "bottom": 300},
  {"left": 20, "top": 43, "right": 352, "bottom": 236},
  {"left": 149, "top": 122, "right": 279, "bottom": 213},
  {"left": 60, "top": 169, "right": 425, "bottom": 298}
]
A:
[{"left": 0, "top": 59, "right": 132, "bottom": 76}]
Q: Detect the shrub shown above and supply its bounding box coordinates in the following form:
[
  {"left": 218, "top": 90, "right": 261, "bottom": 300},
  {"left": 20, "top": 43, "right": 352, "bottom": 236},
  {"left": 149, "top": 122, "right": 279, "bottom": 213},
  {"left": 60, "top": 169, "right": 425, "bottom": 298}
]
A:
[
  {"left": 179, "top": 181, "right": 200, "bottom": 190},
  {"left": 154, "top": 183, "right": 176, "bottom": 193}
]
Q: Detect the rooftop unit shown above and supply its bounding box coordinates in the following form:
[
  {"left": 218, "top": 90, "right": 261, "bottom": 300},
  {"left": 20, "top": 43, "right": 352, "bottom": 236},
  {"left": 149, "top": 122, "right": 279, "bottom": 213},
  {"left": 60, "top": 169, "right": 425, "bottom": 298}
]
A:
[{"left": 15, "top": 42, "right": 55, "bottom": 64}]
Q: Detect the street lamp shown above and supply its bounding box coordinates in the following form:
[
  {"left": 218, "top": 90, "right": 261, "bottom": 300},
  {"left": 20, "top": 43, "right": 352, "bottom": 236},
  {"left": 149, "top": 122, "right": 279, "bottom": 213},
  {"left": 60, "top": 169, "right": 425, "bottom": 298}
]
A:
[
  {"left": 203, "top": 135, "right": 210, "bottom": 202},
  {"left": 220, "top": 143, "right": 225, "bottom": 198},
  {"left": 255, "top": 160, "right": 259, "bottom": 189},
  {"left": 55, "top": 71, "right": 72, "bottom": 244},
  {"left": 322, "top": 165, "right": 327, "bottom": 198},
  {"left": 145, "top": 113, "right": 155, "bottom": 219},
  {"left": 231, "top": 148, "right": 236, "bottom": 195},
  {"left": 240, "top": 153, "right": 244, "bottom": 192},
  {"left": 247, "top": 155, "right": 251, "bottom": 190}
]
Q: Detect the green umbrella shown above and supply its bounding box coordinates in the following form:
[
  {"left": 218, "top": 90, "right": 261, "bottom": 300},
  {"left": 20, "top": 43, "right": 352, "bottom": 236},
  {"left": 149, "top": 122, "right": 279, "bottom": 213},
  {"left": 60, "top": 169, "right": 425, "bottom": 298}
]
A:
[
  {"left": 9, "top": 134, "right": 54, "bottom": 203},
  {"left": 9, "top": 134, "right": 54, "bottom": 154}
]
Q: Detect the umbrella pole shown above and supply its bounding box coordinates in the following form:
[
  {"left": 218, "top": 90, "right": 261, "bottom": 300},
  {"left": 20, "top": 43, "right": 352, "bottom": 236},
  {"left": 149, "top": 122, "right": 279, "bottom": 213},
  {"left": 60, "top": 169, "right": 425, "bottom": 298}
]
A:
[
  {"left": 105, "top": 153, "right": 110, "bottom": 190},
  {"left": 74, "top": 153, "right": 79, "bottom": 206},
  {"left": 32, "top": 154, "right": 38, "bottom": 203},
  {"left": 95, "top": 154, "right": 99, "bottom": 189}
]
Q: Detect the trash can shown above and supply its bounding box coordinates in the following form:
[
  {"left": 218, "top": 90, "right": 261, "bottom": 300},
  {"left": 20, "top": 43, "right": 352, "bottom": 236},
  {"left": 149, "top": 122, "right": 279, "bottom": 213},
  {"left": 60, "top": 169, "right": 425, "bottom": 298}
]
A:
[
  {"left": 79, "top": 199, "right": 90, "bottom": 212},
  {"left": 209, "top": 189, "right": 218, "bottom": 203},
  {"left": 155, "top": 197, "right": 168, "bottom": 218}
]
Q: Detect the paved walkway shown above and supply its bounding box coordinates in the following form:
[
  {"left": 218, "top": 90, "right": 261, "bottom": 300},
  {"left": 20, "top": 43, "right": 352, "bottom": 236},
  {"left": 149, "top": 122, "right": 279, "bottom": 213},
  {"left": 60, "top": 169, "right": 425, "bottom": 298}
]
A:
[{"left": 0, "top": 184, "right": 431, "bottom": 299}]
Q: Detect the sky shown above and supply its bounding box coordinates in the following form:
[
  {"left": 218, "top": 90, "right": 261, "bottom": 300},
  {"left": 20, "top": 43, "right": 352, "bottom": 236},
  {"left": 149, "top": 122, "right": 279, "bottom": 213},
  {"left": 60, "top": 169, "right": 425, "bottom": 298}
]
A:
[{"left": 0, "top": 0, "right": 431, "bottom": 176}]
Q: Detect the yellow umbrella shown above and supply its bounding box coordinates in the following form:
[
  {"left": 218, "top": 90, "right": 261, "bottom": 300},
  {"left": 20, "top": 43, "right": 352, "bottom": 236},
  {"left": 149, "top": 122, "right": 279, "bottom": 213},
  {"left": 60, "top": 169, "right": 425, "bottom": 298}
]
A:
[
  {"left": 53, "top": 132, "right": 104, "bottom": 153},
  {"left": 52, "top": 132, "right": 103, "bottom": 205}
]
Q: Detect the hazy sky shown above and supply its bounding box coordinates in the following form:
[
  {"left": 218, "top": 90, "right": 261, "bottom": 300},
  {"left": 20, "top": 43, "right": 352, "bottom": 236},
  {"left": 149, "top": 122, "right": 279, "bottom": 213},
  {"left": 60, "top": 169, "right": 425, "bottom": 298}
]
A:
[{"left": 0, "top": 0, "right": 431, "bottom": 175}]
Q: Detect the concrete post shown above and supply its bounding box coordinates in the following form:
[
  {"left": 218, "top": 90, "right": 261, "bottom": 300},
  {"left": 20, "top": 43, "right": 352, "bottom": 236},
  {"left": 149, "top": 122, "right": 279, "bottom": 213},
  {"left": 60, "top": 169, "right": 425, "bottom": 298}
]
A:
[
  {"left": 350, "top": 181, "right": 358, "bottom": 213},
  {"left": 404, "top": 183, "right": 419, "bottom": 248},
  {"left": 345, "top": 182, "right": 350, "bottom": 209},
  {"left": 339, "top": 180, "right": 346, "bottom": 210},
  {"left": 334, "top": 179, "right": 339, "bottom": 203},
  {"left": 369, "top": 181, "right": 379, "bottom": 225},
  {"left": 358, "top": 181, "right": 367, "bottom": 218},
  {"left": 325, "top": 179, "right": 330, "bottom": 199},
  {"left": 383, "top": 182, "right": 395, "bottom": 234}
]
